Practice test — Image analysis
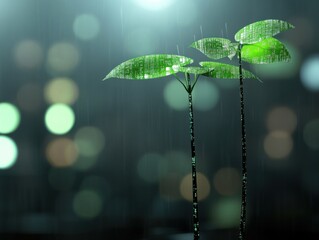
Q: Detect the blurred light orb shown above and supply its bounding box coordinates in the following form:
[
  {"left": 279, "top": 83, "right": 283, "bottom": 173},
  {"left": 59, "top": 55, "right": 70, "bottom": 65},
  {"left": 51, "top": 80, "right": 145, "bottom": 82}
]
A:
[
  {"left": 163, "top": 80, "right": 188, "bottom": 111},
  {"left": 14, "top": 40, "right": 43, "bottom": 69},
  {"left": 74, "top": 126, "right": 105, "bottom": 157},
  {"left": 0, "top": 102, "right": 21, "bottom": 134},
  {"left": 137, "top": 153, "right": 163, "bottom": 183},
  {"left": 160, "top": 151, "right": 189, "bottom": 177},
  {"left": 303, "top": 119, "right": 319, "bottom": 150},
  {"left": 212, "top": 198, "right": 241, "bottom": 228},
  {"left": 180, "top": 172, "right": 210, "bottom": 202},
  {"left": 134, "top": 0, "right": 174, "bottom": 11},
  {"left": 46, "top": 138, "right": 78, "bottom": 167},
  {"left": 193, "top": 80, "right": 219, "bottom": 111},
  {"left": 45, "top": 104, "right": 75, "bottom": 135},
  {"left": 264, "top": 131, "right": 293, "bottom": 159},
  {"left": 300, "top": 55, "right": 319, "bottom": 91},
  {"left": 213, "top": 168, "right": 241, "bottom": 196},
  {"left": 0, "top": 136, "right": 18, "bottom": 169},
  {"left": 73, "top": 14, "right": 100, "bottom": 41},
  {"left": 266, "top": 106, "right": 297, "bottom": 134},
  {"left": 44, "top": 77, "right": 79, "bottom": 105},
  {"left": 17, "top": 83, "right": 43, "bottom": 112},
  {"left": 46, "top": 42, "right": 80, "bottom": 74},
  {"left": 73, "top": 190, "right": 103, "bottom": 219}
]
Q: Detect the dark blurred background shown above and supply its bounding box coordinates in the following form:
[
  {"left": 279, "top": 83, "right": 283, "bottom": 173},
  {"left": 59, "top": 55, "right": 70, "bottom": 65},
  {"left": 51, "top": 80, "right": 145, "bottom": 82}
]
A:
[{"left": 0, "top": 0, "right": 318, "bottom": 239}]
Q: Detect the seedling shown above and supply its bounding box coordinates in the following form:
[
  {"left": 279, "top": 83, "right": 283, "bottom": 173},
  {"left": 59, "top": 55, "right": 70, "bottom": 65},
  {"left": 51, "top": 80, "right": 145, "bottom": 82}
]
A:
[
  {"left": 103, "top": 54, "right": 255, "bottom": 239},
  {"left": 191, "top": 19, "right": 295, "bottom": 240}
]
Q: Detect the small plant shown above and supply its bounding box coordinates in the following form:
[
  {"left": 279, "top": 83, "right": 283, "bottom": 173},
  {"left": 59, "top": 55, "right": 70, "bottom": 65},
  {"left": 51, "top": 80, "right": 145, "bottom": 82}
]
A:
[
  {"left": 103, "top": 55, "right": 255, "bottom": 239},
  {"left": 191, "top": 19, "right": 295, "bottom": 240}
]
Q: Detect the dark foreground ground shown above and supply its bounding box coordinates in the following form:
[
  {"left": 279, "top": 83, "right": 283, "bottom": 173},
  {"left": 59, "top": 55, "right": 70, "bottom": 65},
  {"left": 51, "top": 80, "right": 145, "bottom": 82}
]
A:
[{"left": 0, "top": 227, "right": 317, "bottom": 240}]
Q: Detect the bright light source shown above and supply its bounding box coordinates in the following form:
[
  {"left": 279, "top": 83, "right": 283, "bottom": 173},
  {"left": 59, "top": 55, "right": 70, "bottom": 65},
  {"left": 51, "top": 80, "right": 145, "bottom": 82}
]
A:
[
  {"left": 300, "top": 55, "right": 319, "bottom": 91},
  {"left": 0, "top": 102, "right": 21, "bottom": 134},
  {"left": 44, "top": 104, "right": 75, "bottom": 135},
  {"left": 134, "top": 0, "right": 174, "bottom": 11},
  {"left": 0, "top": 136, "right": 18, "bottom": 169}
]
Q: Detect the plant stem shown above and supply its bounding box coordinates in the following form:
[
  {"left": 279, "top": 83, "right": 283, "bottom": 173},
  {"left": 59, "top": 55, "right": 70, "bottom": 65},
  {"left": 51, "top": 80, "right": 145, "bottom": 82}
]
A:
[
  {"left": 238, "top": 44, "right": 247, "bottom": 240},
  {"left": 186, "top": 73, "right": 200, "bottom": 240}
]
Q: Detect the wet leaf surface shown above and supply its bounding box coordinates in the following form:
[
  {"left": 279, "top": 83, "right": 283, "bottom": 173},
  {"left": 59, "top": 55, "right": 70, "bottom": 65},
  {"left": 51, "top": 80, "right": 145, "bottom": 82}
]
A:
[
  {"left": 190, "top": 38, "right": 238, "bottom": 60},
  {"left": 235, "top": 19, "right": 295, "bottom": 44},
  {"left": 241, "top": 37, "right": 291, "bottom": 64},
  {"left": 104, "top": 54, "right": 193, "bottom": 80},
  {"left": 200, "top": 62, "right": 259, "bottom": 79}
]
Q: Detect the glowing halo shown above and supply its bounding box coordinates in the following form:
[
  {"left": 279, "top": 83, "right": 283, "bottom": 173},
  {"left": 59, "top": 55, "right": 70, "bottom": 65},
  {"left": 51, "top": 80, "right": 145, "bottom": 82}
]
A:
[{"left": 134, "top": 0, "right": 174, "bottom": 11}]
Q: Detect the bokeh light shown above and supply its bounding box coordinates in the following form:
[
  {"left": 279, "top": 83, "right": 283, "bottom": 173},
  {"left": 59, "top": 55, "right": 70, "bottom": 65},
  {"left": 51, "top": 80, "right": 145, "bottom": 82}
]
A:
[
  {"left": 300, "top": 55, "right": 319, "bottom": 91},
  {"left": 44, "top": 104, "right": 75, "bottom": 135},
  {"left": 163, "top": 80, "right": 188, "bottom": 111},
  {"left": 160, "top": 151, "right": 189, "bottom": 177},
  {"left": 46, "top": 42, "right": 80, "bottom": 74},
  {"left": 13, "top": 40, "right": 43, "bottom": 69},
  {"left": 180, "top": 172, "right": 211, "bottom": 202},
  {"left": 17, "top": 83, "right": 43, "bottom": 112},
  {"left": 46, "top": 137, "right": 78, "bottom": 167},
  {"left": 213, "top": 168, "right": 241, "bottom": 196},
  {"left": 44, "top": 77, "right": 79, "bottom": 105},
  {"left": 48, "top": 168, "right": 76, "bottom": 191},
  {"left": 303, "top": 119, "right": 319, "bottom": 150},
  {"left": 253, "top": 43, "right": 300, "bottom": 79},
  {"left": 137, "top": 153, "right": 163, "bottom": 183},
  {"left": 73, "top": 190, "right": 103, "bottom": 219},
  {"left": 193, "top": 80, "right": 220, "bottom": 111},
  {"left": 134, "top": 0, "right": 175, "bottom": 11},
  {"left": 212, "top": 198, "right": 241, "bottom": 228},
  {"left": 266, "top": 106, "right": 297, "bottom": 133},
  {"left": 0, "top": 136, "right": 18, "bottom": 169},
  {"left": 124, "top": 28, "right": 159, "bottom": 55},
  {"left": 74, "top": 126, "right": 105, "bottom": 157},
  {"left": 0, "top": 102, "right": 21, "bottom": 134},
  {"left": 73, "top": 14, "right": 100, "bottom": 41},
  {"left": 264, "top": 131, "right": 293, "bottom": 159}
]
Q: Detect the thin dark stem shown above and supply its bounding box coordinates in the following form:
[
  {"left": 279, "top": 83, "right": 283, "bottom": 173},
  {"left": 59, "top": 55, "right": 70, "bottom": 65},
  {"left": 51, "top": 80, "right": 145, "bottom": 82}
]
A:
[
  {"left": 186, "top": 73, "right": 200, "bottom": 240},
  {"left": 238, "top": 44, "right": 248, "bottom": 240},
  {"left": 173, "top": 73, "right": 188, "bottom": 92}
]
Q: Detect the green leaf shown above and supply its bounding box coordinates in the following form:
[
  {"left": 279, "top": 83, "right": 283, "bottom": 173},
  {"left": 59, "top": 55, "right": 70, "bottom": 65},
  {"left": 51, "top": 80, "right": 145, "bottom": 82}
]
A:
[
  {"left": 235, "top": 19, "right": 295, "bottom": 44},
  {"left": 178, "top": 66, "right": 211, "bottom": 75},
  {"left": 241, "top": 37, "right": 291, "bottom": 64},
  {"left": 190, "top": 38, "right": 238, "bottom": 60},
  {"left": 103, "top": 54, "right": 193, "bottom": 80},
  {"left": 199, "top": 62, "right": 258, "bottom": 80}
]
